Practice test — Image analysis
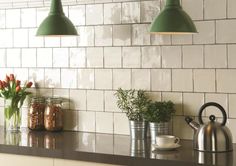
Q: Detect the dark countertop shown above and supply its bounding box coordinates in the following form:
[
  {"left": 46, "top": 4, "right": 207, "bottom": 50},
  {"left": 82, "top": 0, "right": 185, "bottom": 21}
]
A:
[{"left": 0, "top": 128, "right": 234, "bottom": 166}]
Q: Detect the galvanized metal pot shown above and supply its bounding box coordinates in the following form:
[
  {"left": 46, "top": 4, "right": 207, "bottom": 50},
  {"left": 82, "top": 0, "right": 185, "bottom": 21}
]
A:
[
  {"left": 149, "top": 122, "right": 170, "bottom": 144},
  {"left": 129, "top": 120, "right": 147, "bottom": 140}
]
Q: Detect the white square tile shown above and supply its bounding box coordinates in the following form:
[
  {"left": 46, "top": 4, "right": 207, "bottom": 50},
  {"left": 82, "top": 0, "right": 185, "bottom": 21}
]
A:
[
  {"left": 140, "top": 0, "right": 160, "bottom": 23},
  {"left": 183, "top": 93, "right": 204, "bottom": 116},
  {"left": 69, "top": 48, "right": 86, "bottom": 68},
  {"left": 171, "top": 35, "right": 192, "bottom": 45},
  {"left": 13, "top": 29, "right": 28, "bottom": 47},
  {"left": 38, "top": 88, "right": 53, "bottom": 97},
  {"left": 0, "top": 68, "right": 13, "bottom": 80},
  {"left": 28, "top": 28, "right": 44, "bottom": 47},
  {"left": 44, "top": 37, "right": 60, "bottom": 47},
  {"left": 69, "top": 5, "right": 85, "bottom": 26},
  {"left": 113, "top": 69, "right": 131, "bottom": 90},
  {"left": 61, "top": 36, "right": 77, "bottom": 47},
  {"left": 61, "top": 69, "right": 77, "bottom": 89},
  {"left": 131, "top": 69, "right": 150, "bottom": 90},
  {"left": 162, "top": 46, "right": 182, "bottom": 68},
  {"left": 193, "top": 21, "right": 215, "bottom": 44},
  {"left": 147, "top": 92, "right": 161, "bottom": 101},
  {"left": 78, "top": 69, "right": 94, "bottom": 89},
  {"left": 162, "top": 92, "right": 183, "bottom": 115},
  {"left": 22, "top": 48, "right": 36, "bottom": 67},
  {"left": 141, "top": 46, "right": 161, "bottom": 68},
  {"left": 37, "top": 48, "right": 52, "bottom": 67},
  {"left": 193, "top": 69, "right": 215, "bottom": 92},
  {"left": 36, "top": 7, "right": 49, "bottom": 27},
  {"left": 104, "top": 3, "right": 121, "bottom": 24},
  {"left": 205, "top": 45, "right": 227, "bottom": 68},
  {"left": 21, "top": 8, "right": 36, "bottom": 27},
  {"left": 0, "top": 29, "right": 13, "bottom": 48},
  {"left": 228, "top": 45, "right": 236, "bottom": 68},
  {"left": 205, "top": 93, "right": 228, "bottom": 118},
  {"left": 172, "top": 69, "right": 193, "bottom": 92},
  {"left": 13, "top": 68, "right": 29, "bottom": 83},
  {"left": 96, "top": 112, "right": 113, "bottom": 134},
  {"left": 204, "top": 0, "right": 226, "bottom": 19},
  {"left": 113, "top": 25, "right": 131, "bottom": 46},
  {"left": 132, "top": 24, "right": 150, "bottom": 45},
  {"left": 95, "top": 25, "right": 112, "bottom": 46},
  {"left": 217, "top": 69, "right": 236, "bottom": 93},
  {"left": 216, "top": 20, "right": 236, "bottom": 43},
  {"left": 29, "top": 69, "right": 44, "bottom": 88},
  {"left": 86, "top": 47, "right": 103, "bottom": 68},
  {"left": 77, "top": 26, "right": 94, "bottom": 46},
  {"left": 6, "top": 49, "right": 21, "bottom": 67},
  {"left": 151, "top": 69, "right": 171, "bottom": 91},
  {"left": 182, "top": 0, "right": 203, "bottom": 20},
  {"left": 122, "top": 47, "right": 141, "bottom": 68},
  {"left": 6, "top": 9, "right": 20, "bottom": 28},
  {"left": 151, "top": 34, "right": 171, "bottom": 45},
  {"left": 87, "top": 90, "right": 104, "bottom": 111},
  {"left": 53, "top": 88, "right": 69, "bottom": 99},
  {"left": 69, "top": 90, "right": 86, "bottom": 110},
  {"left": 173, "top": 116, "right": 194, "bottom": 140},
  {"left": 229, "top": 94, "right": 236, "bottom": 118},
  {"left": 105, "top": 91, "right": 120, "bottom": 112},
  {"left": 78, "top": 111, "right": 95, "bottom": 132},
  {"left": 228, "top": 0, "right": 236, "bottom": 18},
  {"left": 86, "top": 4, "right": 103, "bottom": 25},
  {"left": 0, "top": 10, "right": 5, "bottom": 28},
  {"left": 44, "top": 69, "right": 60, "bottom": 88},
  {"left": 104, "top": 47, "right": 122, "bottom": 68},
  {"left": 53, "top": 48, "right": 69, "bottom": 68},
  {"left": 183, "top": 45, "right": 204, "bottom": 68},
  {"left": 114, "top": 113, "right": 129, "bottom": 135},
  {"left": 95, "top": 69, "right": 112, "bottom": 90},
  {"left": 64, "top": 111, "right": 78, "bottom": 131},
  {"left": 122, "top": 2, "right": 140, "bottom": 23},
  {"left": 0, "top": 49, "right": 6, "bottom": 67}
]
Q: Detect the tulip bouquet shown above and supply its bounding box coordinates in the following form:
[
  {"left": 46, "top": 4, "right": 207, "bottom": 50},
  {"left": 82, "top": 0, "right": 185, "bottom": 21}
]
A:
[{"left": 0, "top": 74, "right": 33, "bottom": 131}]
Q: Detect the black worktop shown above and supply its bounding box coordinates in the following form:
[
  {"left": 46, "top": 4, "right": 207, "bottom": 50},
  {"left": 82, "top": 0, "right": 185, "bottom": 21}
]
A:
[{"left": 0, "top": 128, "right": 234, "bottom": 166}]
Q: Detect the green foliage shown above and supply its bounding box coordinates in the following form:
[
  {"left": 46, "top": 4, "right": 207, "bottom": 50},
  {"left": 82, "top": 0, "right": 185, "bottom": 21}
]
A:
[
  {"left": 144, "top": 101, "right": 175, "bottom": 123},
  {"left": 115, "top": 88, "right": 150, "bottom": 121}
]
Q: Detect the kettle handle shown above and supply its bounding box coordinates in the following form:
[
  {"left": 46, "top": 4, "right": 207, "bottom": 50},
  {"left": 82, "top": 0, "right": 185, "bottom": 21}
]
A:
[{"left": 198, "top": 102, "right": 227, "bottom": 126}]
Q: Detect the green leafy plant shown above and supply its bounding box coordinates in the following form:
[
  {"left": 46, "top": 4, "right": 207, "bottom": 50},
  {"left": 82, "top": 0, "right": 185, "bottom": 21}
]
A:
[
  {"left": 115, "top": 88, "right": 150, "bottom": 121},
  {"left": 144, "top": 101, "right": 175, "bottom": 123}
]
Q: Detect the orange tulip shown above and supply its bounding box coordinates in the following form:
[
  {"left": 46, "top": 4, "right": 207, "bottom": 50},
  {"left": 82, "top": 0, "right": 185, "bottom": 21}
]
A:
[
  {"left": 16, "top": 86, "right": 21, "bottom": 92},
  {"left": 26, "top": 82, "right": 33, "bottom": 88},
  {"left": 0, "top": 80, "right": 3, "bottom": 89},
  {"left": 2, "top": 81, "right": 7, "bottom": 88},
  {"left": 5, "top": 75, "right": 10, "bottom": 83},
  {"left": 9, "top": 74, "right": 15, "bottom": 81},
  {"left": 16, "top": 80, "right": 21, "bottom": 86}
]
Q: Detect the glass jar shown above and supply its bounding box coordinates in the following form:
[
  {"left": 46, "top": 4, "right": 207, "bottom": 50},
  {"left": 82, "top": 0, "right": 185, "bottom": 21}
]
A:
[
  {"left": 44, "top": 97, "right": 63, "bottom": 131},
  {"left": 28, "top": 97, "right": 46, "bottom": 130}
]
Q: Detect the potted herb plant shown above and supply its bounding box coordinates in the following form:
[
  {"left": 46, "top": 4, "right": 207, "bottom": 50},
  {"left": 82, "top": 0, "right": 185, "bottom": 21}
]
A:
[
  {"left": 115, "top": 88, "right": 150, "bottom": 139},
  {"left": 144, "top": 101, "right": 175, "bottom": 143}
]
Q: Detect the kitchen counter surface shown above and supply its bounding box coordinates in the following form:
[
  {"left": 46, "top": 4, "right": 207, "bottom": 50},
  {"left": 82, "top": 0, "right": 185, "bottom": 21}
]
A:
[{"left": 0, "top": 128, "right": 234, "bottom": 166}]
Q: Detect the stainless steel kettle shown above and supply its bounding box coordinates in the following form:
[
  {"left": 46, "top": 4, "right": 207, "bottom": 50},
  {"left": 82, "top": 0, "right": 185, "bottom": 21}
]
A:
[{"left": 185, "top": 102, "right": 233, "bottom": 152}]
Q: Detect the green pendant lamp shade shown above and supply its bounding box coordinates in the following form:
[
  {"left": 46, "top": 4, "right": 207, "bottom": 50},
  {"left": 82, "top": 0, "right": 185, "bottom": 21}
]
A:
[
  {"left": 36, "top": 0, "right": 78, "bottom": 36},
  {"left": 150, "top": 0, "right": 197, "bottom": 34}
]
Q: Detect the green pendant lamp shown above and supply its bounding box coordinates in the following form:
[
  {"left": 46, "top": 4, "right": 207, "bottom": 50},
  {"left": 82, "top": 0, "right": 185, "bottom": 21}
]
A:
[
  {"left": 150, "top": 0, "right": 197, "bottom": 34},
  {"left": 36, "top": 0, "right": 78, "bottom": 36}
]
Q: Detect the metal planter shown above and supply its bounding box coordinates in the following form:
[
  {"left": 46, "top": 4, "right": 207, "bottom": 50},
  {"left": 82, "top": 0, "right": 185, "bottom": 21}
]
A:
[
  {"left": 149, "top": 122, "right": 170, "bottom": 144},
  {"left": 129, "top": 120, "right": 147, "bottom": 140}
]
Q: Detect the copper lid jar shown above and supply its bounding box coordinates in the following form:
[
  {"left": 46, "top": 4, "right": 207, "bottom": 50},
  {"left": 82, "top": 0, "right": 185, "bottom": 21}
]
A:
[
  {"left": 28, "top": 97, "right": 46, "bottom": 130},
  {"left": 44, "top": 97, "right": 63, "bottom": 131}
]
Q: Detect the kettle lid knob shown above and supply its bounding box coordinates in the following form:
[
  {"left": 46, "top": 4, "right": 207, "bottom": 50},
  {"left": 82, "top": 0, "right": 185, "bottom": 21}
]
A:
[{"left": 209, "top": 115, "right": 216, "bottom": 122}]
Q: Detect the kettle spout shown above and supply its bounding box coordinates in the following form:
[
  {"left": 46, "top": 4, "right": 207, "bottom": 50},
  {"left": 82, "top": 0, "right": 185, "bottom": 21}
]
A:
[{"left": 185, "top": 116, "right": 200, "bottom": 131}]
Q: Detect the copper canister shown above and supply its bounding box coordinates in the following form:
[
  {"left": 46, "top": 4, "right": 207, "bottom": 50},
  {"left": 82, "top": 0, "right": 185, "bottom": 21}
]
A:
[
  {"left": 44, "top": 97, "right": 63, "bottom": 131},
  {"left": 28, "top": 97, "right": 46, "bottom": 130}
]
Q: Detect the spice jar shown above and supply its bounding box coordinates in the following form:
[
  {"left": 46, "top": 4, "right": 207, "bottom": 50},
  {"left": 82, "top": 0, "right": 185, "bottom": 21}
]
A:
[
  {"left": 44, "top": 97, "right": 63, "bottom": 131},
  {"left": 28, "top": 97, "right": 46, "bottom": 130}
]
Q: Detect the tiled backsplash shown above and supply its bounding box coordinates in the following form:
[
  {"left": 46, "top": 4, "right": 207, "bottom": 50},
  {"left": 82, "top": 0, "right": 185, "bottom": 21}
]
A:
[{"left": 0, "top": 0, "right": 236, "bottom": 142}]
